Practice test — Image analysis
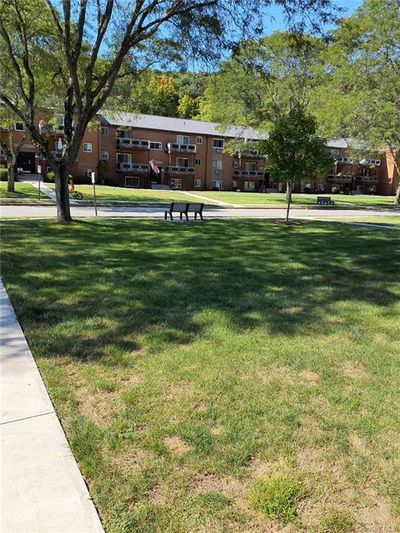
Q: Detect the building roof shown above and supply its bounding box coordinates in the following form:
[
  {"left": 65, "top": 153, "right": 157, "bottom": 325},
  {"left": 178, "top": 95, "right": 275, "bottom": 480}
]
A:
[
  {"left": 100, "top": 111, "right": 267, "bottom": 140},
  {"left": 100, "top": 111, "right": 359, "bottom": 150}
]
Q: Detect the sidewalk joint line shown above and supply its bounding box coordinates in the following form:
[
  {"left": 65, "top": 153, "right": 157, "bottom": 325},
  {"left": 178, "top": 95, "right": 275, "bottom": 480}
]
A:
[{"left": 1, "top": 410, "right": 55, "bottom": 426}]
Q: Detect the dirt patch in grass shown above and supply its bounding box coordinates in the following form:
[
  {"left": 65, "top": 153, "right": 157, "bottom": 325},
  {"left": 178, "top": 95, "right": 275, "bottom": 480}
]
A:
[
  {"left": 191, "top": 472, "right": 247, "bottom": 502},
  {"left": 341, "top": 361, "right": 369, "bottom": 379},
  {"left": 110, "top": 447, "right": 156, "bottom": 475},
  {"left": 148, "top": 485, "right": 167, "bottom": 506},
  {"left": 164, "top": 436, "right": 192, "bottom": 455},
  {"left": 299, "top": 369, "right": 319, "bottom": 385},
  {"left": 348, "top": 433, "right": 370, "bottom": 456},
  {"left": 357, "top": 488, "right": 397, "bottom": 533},
  {"left": 75, "top": 388, "right": 121, "bottom": 427},
  {"left": 210, "top": 425, "right": 224, "bottom": 436},
  {"left": 259, "top": 365, "right": 295, "bottom": 385}
]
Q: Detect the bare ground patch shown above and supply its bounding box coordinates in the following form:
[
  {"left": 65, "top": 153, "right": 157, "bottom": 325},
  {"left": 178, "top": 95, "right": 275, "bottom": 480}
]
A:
[
  {"left": 341, "top": 361, "right": 370, "bottom": 379},
  {"left": 164, "top": 436, "right": 192, "bottom": 455}
]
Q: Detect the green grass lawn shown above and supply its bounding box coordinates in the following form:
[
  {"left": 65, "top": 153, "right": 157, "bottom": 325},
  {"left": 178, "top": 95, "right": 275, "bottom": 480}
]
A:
[
  {"left": 1, "top": 219, "right": 399, "bottom": 532},
  {"left": 0, "top": 181, "right": 42, "bottom": 200},
  {"left": 199, "top": 191, "right": 398, "bottom": 208},
  {"left": 47, "top": 184, "right": 192, "bottom": 204},
  {"left": 323, "top": 216, "right": 400, "bottom": 227}
]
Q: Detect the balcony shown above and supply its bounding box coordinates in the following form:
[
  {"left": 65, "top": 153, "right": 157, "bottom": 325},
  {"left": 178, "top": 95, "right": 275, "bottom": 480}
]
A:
[
  {"left": 116, "top": 138, "right": 150, "bottom": 150},
  {"left": 166, "top": 143, "right": 196, "bottom": 154},
  {"left": 165, "top": 166, "right": 195, "bottom": 176},
  {"left": 233, "top": 169, "right": 265, "bottom": 179},
  {"left": 234, "top": 151, "right": 266, "bottom": 160},
  {"left": 117, "top": 162, "right": 150, "bottom": 173}
]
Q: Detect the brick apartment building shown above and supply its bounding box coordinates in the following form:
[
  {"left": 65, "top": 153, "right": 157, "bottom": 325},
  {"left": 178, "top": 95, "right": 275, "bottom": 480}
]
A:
[{"left": 1, "top": 111, "right": 398, "bottom": 195}]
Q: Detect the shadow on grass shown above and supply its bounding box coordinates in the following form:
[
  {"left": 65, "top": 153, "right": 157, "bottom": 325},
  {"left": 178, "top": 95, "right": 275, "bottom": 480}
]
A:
[{"left": 1, "top": 219, "right": 399, "bottom": 364}]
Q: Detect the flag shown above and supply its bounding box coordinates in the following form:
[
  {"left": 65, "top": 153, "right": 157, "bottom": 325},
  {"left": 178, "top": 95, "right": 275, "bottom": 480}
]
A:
[{"left": 150, "top": 159, "right": 160, "bottom": 175}]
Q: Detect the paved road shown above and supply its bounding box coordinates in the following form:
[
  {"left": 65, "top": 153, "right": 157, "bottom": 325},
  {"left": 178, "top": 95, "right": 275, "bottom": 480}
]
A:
[{"left": 1, "top": 204, "right": 399, "bottom": 220}]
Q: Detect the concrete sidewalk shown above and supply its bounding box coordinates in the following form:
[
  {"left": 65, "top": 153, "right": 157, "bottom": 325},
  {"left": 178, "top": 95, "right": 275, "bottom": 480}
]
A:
[{"left": 0, "top": 280, "right": 104, "bottom": 533}]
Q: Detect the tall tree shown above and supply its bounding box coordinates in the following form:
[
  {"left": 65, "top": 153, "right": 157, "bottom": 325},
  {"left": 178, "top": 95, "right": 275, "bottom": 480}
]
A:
[
  {"left": 311, "top": 0, "right": 400, "bottom": 203},
  {"left": 262, "top": 106, "right": 333, "bottom": 222},
  {"left": 0, "top": 0, "right": 336, "bottom": 222}
]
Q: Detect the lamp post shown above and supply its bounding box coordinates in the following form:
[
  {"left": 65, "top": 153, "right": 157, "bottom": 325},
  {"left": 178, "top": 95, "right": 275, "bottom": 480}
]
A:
[
  {"left": 91, "top": 171, "right": 98, "bottom": 217},
  {"left": 37, "top": 165, "right": 42, "bottom": 200}
]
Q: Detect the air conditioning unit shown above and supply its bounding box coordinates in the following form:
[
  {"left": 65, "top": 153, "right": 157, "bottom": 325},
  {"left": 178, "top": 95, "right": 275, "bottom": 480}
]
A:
[
  {"left": 216, "top": 149, "right": 223, "bottom": 154},
  {"left": 375, "top": 160, "right": 381, "bottom": 166}
]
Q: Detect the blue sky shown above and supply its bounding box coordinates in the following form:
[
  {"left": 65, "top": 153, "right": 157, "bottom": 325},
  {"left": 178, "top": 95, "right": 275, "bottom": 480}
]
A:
[{"left": 263, "top": 0, "right": 364, "bottom": 33}]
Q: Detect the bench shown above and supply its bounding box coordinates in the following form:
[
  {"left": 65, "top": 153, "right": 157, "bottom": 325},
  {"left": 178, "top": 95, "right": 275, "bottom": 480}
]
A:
[
  {"left": 164, "top": 202, "right": 204, "bottom": 221},
  {"left": 316, "top": 196, "right": 335, "bottom": 205},
  {"left": 164, "top": 202, "right": 189, "bottom": 220},
  {"left": 187, "top": 203, "right": 204, "bottom": 220}
]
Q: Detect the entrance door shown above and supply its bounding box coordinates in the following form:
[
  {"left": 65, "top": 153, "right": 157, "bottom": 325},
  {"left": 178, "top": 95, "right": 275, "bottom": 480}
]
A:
[{"left": 16, "top": 152, "right": 35, "bottom": 173}]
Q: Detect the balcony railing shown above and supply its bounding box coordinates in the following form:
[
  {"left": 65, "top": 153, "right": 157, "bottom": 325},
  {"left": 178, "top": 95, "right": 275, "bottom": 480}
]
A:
[
  {"left": 234, "top": 151, "right": 266, "bottom": 160},
  {"left": 165, "top": 166, "right": 195, "bottom": 175},
  {"left": 116, "top": 162, "right": 150, "bottom": 173},
  {"left": 166, "top": 143, "right": 196, "bottom": 154},
  {"left": 233, "top": 169, "right": 265, "bottom": 178},
  {"left": 116, "top": 138, "right": 151, "bottom": 150}
]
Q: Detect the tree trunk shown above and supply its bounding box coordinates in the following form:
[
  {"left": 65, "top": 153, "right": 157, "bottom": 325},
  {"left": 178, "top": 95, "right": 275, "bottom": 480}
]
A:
[
  {"left": 285, "top": 181, "right": 292, "bottom": 223},
  {"left": 7, "top": 157, "right": 15, "bottom": 193},
  {"left": 54, "top": 163, "right": 73, "bottom": 223},
  {"left": 396, "top": 184, "right": 400, "bottom": 205}
]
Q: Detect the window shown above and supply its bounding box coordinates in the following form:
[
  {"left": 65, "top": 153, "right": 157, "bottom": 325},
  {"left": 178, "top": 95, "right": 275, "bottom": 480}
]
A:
[
  {"left": 170, "top": 178, "right": 182, "bottom": 189},
  {"left": 176, "top": 157, "right": 189, "bottom": 168},
  {"left": 245, "top": 162, "right": 257, "bottom": 172},
  {"left": 117, "top": 153, "right": 131, "bottom": 163},
  {"left": 117, "top": 129, "right": 130, "bottom": 139},
  {"left": 212, "top": 159, "right": 222, "bottom": 172},
  {"left": 196, "top": 136, "right": 203, "bottom": 144},
  {"left": 195, "top": 158, "right": 201, "bottom": 166},
  {"left": 211, "top": 179, "right": 222, "bottom": 189},
  {"left": 55, "top": 114, "right": 64, "bottom": 131},
  {"left": 101, "top": 127, "right": 109, "bottom": 136},
  {"left": 149, "top": 141, "right": 162, "bottom": 150},
  {"left": 125, "top": 176, "right": 140, "bottom": 188},
  {"left": 100, "top": 151, "right": 109, "bottom": 161},
  {"left": 83, "top": 143, "right": 93, "bottom": 153},
  {"left": 244, "top": 181, "right": 256, "bottom": 191},
  {"left": 84, "top": 169, "right": 92, "bottom": 178},
  {"left": 194, "top": 179, "right": 202, "bottom": 188},
  {"left": 15, "top": 122, "right": 25, "bottom": 131},
  {"left": 213, "top": 138, "right": 224, "bottom": 149},
  {"left": 176, "top": 135, "right": 189, "bottom": 145}
]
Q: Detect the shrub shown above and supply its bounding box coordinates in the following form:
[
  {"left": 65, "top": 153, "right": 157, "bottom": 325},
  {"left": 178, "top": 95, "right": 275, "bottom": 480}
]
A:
[
  {"left": 45, "top": 171, "right": 55, "bottom": 182},
  {"left": 320, "top": 509, "right": 356, "bottom": 533},
  {"left": 248, "top": 474, "right": 304, "bottom": 524}
]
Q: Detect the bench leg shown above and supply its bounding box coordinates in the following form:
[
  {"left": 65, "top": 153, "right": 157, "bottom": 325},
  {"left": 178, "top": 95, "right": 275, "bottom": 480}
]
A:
[
  {"left": 200, "top": 212, "right": 203, "bottom": 221},
  {"left": 185, "top": 213, "right": 189, "bottom": 221}
]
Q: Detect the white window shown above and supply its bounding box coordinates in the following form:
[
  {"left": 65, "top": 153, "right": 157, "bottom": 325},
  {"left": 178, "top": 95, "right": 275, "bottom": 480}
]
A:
[
  {"left": 176, "top": 135, "right": 189, "bottom": 145},
  {"left": 195, "top": 158, "right": 201, "bottom": 166},
  {"left": 176, "top": 157, "right": 189, "bottom": 168},
  {"left": 117, "top": 153, "right": 131, "bottom": 163},
  {"left": 213, "top": 138, "right": 224, "bottom": 149},
  {"left": 149, "top": 141, "right": 162, "bottom": 150},
  {"left": 55, "top": 114, "right": 64, "bottom": 131},
  {"left": 84, "top": 169, "right": 92, "bottom": 177},
  {"left": 83, "top": 143, "right": 93, "bottom": 153},
  {"left": 194, "top": 179, "right": 202, "bottom": 188},
  {"left": 245, "top": 162, "right": 257, "bottom": 172},
  {"left": 212, "top": 159, "right": 223, "bottom": 172},
  {"left": 125, "top": 176, "right": 140, "bottom": 187},
  {"left": 101, "top": 127, "right": 109, "bottom": 136},
  {"left": 244, "top": 181, "right": 256, "bottom": 191},
  {"left": 211, "top": 180, "right": 222, "bottom": 189},
  {"left": 170, "top": 178, "right": 182, "bottom": 189},
  {"left": 15, "top": 122, "right": 25, "bottom": 131},
  {"left": 100, "top": 151, "right": 109, "bottom": 161},
  {"left": 196, "top": 136, "right": 203, "bottom": 144}
]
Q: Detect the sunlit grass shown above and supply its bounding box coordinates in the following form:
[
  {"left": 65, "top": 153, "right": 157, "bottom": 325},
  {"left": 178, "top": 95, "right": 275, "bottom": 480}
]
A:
[
  {"left": 0, "top": 181, "right": 42, "bottom": 200},
  {"left": 1, "top": 219, "right": 399, "bottom": 532}
]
